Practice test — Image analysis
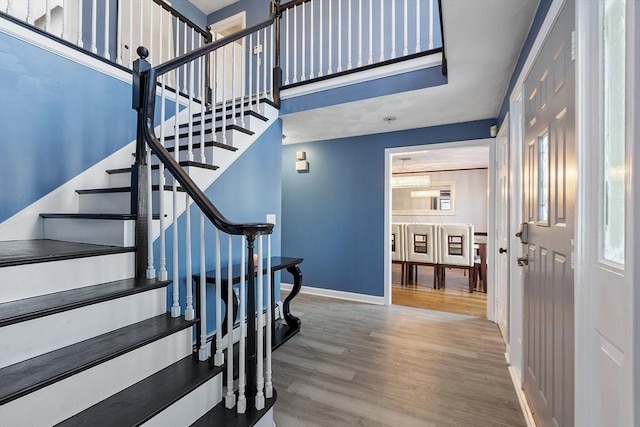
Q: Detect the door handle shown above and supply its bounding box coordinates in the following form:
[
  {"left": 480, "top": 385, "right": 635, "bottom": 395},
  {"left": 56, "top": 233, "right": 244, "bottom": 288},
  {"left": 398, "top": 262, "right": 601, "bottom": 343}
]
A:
[
  {"left": 517, "top": 254, "right": 529, "bottom": 266},
  {"left": 499, "top": 247, "right": 507, "bottom": 254},
  {"left": 516, "top": 223, "right": 529, "bottom": 244}
]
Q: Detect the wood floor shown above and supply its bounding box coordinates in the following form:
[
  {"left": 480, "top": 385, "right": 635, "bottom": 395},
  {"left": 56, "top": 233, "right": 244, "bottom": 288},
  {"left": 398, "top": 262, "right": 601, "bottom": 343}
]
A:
[
  {"left": 392, "top": 263, "right": 488, "bottom": 318},
  {"left": 272, "top": 293, "right": 525, "bottom": 427}
]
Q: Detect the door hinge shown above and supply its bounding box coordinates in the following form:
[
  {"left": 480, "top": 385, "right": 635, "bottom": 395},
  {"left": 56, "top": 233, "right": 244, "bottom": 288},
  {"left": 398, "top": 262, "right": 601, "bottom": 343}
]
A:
[{"left": 571, "top": 31, "right": 576, "bottom": 61}]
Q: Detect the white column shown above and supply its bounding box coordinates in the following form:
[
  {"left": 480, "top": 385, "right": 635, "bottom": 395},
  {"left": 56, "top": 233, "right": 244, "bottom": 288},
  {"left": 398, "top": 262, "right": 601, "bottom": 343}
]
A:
[
  {"left": 237, "top": 237, "right": 247, "bottom": 413},
  {"left": 90, "top": 0, "right": 97, "bottom": 53},
  {"left": 337, "top": 0, "right": 342, "bottom": 72},
  {"left": 318, "top": 0, "right": 323, "bottom": 77},
  {"left": 358, "top": 0, "right": 363, "bottom": 67},
  {"left": 368, "top": 0, "right": 373, "bottom": 64},
  {"left": 301, "top": 5, "right": 306, "bottom": 81},
  {"left": 292, "top": 7, "right": 297, "bottom": 83},
  {"left": 403, "top": 0, "right": 408, "bottom": 56},
  {"left": 428, "top": 0, "right": 434, "bottom": 50},
  {"left": 225, "top": 235, "right": 236, "bottom": 409},
  {"left": 255, "top": 236, "right": 265, "bottom": 410},
  {"left": 347, "top": 0, "right": 352, "bottom": 69},
  {"left": 158, "top": 74, "right": 168, "bottom": 282},
  {"left": 265, "top": 235, "right": 273, "bottom": 398},
  {"left": 115, "top": 0, "right": 122, "bottom": 64},
  {"left": 102, "top": 0, "right": 109, "bottom": 59},
  {"left": 285, "top": 9, "right": 290, "bottom": 85},
  {"left": 327, "top": 0, "right": 332, "bottom": 74},
  {"left": 214, "top": 229, "right": 224, "bottom": 366},
  {"left": 416, "top": 0, "right": 420, "bottom": 52},
  {"left": 198, "top": 214, "right": 208, "bottom": 361},
  {"left": 310, "top": 2, "right": 314, "bottom": 79}
]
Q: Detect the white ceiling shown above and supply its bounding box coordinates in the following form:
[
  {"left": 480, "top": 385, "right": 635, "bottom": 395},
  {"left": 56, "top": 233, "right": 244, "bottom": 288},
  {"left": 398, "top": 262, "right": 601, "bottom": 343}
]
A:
[
  {"left": 281, "top": 0, "right": 539, "bottom": 144},
  {"left": 392, "top": 145, "right": 490, "bottom": 173},
  {"left": 190, "top": 0, "right": 240, "bottom": 15}
]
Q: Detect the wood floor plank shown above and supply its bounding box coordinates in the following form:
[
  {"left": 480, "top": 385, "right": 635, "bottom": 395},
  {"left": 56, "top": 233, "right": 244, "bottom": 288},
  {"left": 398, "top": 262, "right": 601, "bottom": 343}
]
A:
[{"left": 272, "top": 293, "right": 525, "bottom": 427}]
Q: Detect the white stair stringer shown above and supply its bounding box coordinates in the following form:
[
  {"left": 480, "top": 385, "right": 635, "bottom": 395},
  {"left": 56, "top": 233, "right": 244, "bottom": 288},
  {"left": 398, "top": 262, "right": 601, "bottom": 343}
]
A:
[
  {"left": 141, "top": 374, "right": 223, "bottom": 427},
  {"left": 0, "top": 328, "right": 193, "bottom": 427},
  {"left": 0, "top": 252, "right": 134, "bottom": 303},
  {"left": 0, "top": 288, "right": 167, "bottom": 369}
]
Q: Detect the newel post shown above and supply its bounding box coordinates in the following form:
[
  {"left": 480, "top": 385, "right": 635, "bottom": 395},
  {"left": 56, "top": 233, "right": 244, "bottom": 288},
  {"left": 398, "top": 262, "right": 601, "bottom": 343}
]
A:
[
  {"left": 272, "top": 0, "right": 282, "bottom": 107},
  {"left": 245, "top": 233, "right": 258, "bottom": 400},
  {"left": 131, "top": 46, "right": 151, "bottom": 279}
]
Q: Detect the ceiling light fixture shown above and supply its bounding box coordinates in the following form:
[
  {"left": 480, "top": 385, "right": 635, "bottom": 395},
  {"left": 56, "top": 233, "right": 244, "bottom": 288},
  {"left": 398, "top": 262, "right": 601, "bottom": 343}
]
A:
[
  {"left": 383, "top": 116, "right": 397, "bottom": 124},
  {"left": 391, "top": 175, "right": 431, "bottom": 188}
]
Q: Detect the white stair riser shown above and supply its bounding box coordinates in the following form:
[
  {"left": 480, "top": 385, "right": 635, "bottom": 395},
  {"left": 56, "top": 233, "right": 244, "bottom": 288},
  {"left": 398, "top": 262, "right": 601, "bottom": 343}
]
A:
[
  {"left": 0, "top": 329, "right": 193, "bottom": 427},
  {"left": 141, "top": 374, "right": 223, "bottom": 427},
  {"left": 254, "top": 408, "right": 274, "bottom": 427},
  {"left": 43, "top": 218, "right": 135, "bottom": 246},
  {"left": 0, "top": 253, "right": 134, "bottom": 303},
  {"left": 108, "top": 166, "right": 216, "bottom": 188},
  {"left": 78, "top": 190, "right": 181, "bottom": 215},
  {"left": 0, "top": 288, "right": 166, "bottom": 369},
  {"left": 166, "top": 128, "right": 240, "bottom": 149}
]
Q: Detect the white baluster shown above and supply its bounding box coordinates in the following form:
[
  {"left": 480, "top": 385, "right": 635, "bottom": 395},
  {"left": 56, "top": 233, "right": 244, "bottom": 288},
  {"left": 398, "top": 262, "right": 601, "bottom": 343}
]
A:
[
  {"left": 301, "top": 5, "right": 306, "bottom": 81},
  {"left": 237, "top": 237, "right": 247, "bottom": 413},
  {"left": 232, "top": 41, "right": 237, "bottom": 126},
  {"left": 115, "top": 0, "right": 122, "bottom": 64},
  {"left": 90, "top": 0, "right": 97, "bottom": 53},
  {"left": 265, "top": 234, "right": 273, "bottom": 398},
  {"left": 128, "top": 0, "right": 132, "bottom": 66},
  {"left": 403, "top": 0, "right": 408, "bottom": 56},
  {"left": 391, "top": 0, "right": 396, "bottom": 58},
  {"left": 327, "top": 0, "right": 332, "bottom": 75},
  {"left": 368, "top": 0, "right": 373, "bottom": 64},
  {"left": 188, "top": 58, "right": 195, "bottom": 160},
  {"left": 358, "top": 0, "right": 363, "bottom": 67},
  {"left": 76, "top": 0, "right": 83, "bottom": 47},
  {"left": 428, "top": 0, "right": 434, "bottom": 50},
  {"left": 26, "top": 0, "right": 33, "bottom": 24},
  {"left": 225, "top": 235, "right": 236, "bottom": 408},
  {"left": 148, "top": 5, "right": 153, "bottom": 64},
  {"left": 337, "top": 0, "right": 342, "bottom": 72},
  {"left": 45, "top": 0, "right": 51, "bottom": 32},
  {"left": 103, "top": 0, "right": 109, "bottom": 59},
  {"left": 379, "top": 0, "right": 384, "bottom": 61},
  {"left": 198, "top": 214, "right": 208, "bottom": 361},
  {"left": 200, "top": 54, "right": 207, "bottom": 163},
  {"left": 416, "top": 0, "right": 420, "bottom": 52},
  {"left": 270, "top": 24, "right": 274, "bottom": 100},
  {"left": 171, "top": 70, "right": 180, "bottom": 318},
  {"left": 61, "top": 0, "right": 68, "bottom": 40},
  {"left": 221, "top": 44, "right": 227, "bottom": 144},
  {"left": 285, "top": 9, "right": 290, "bottom": 85},
  {"left": 347, "top": 0, "right": 352, "bottom": 69},
  {"left": 139, "top": 0, "right": 143, "bottom": 57},
  {"left": 240, "top": 36, "right": 245, "bottom": 128},
  {"left": 248, "top": 33, "right": 254, "bottom": 111},
  {"left": 309, "top": 2, "right": 314, "bottom": 79},
  {"left": 292, "top": 7, "right": 297, "bottom": 84},
  {"left": 255, "top": 236, "right": 265, "bottom": 410},
  {"left": 5, "top": 0, "right": 14, "bottom": 15},
  {"left": 255, "top": 32, "right": 260, "bottom": 106},
  {"left": 214, "top": 229, "right": 224, "bottom": 366},
  {"left": 183, "top": 23, "right": 187, "bottom": 91},
  {"left": 263, "top": 28, "right": 268, "bottom": 99},
  {"left": 158, "top": 74, "right": 168, "bottom": 282},
  {"left": 146, "top": 146, "right": 155, "bottom": 280},
  {"left": 318, "top": 0, "right": 323, "bottom": 77},
  {"left": 184, "top": 194, "right": 194, "bottom": 320}
]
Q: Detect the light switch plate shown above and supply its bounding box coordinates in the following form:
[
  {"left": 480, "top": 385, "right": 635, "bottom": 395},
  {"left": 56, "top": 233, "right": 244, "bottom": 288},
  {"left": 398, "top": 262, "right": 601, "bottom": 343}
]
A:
[{"left": 267, "top": 214, "right": 276, "bottom": 225}]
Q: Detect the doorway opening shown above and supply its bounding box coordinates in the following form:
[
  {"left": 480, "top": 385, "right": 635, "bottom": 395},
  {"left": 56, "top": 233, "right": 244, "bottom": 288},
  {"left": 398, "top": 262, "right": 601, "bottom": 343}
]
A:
[{"left": 385, "top": 140, "right": 492, "bottom": 318}]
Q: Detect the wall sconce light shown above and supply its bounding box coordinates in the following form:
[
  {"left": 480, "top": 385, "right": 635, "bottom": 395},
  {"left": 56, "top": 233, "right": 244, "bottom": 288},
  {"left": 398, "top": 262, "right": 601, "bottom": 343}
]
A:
[{"left": 296, "top": 150, "right": 309, "bottom": 172}]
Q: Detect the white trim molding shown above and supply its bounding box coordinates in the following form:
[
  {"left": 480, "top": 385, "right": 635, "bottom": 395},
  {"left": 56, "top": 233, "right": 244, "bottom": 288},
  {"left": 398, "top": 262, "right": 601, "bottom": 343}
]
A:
[{"left": 280, "top": 283, "right": 385, "bottom": 306}]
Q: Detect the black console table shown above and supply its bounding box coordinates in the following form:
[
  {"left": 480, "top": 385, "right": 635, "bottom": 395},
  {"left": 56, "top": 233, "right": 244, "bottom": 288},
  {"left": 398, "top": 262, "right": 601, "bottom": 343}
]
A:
[{"left": 193, "top": 257, "right": 303, "bottom": 352}]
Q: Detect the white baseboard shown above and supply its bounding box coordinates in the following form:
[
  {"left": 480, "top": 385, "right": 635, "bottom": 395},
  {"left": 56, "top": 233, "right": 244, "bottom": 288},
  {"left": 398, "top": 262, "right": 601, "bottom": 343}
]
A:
[
  {"left": 280, "top": 283, "right": 385, "bottom": 305},
  {"left": 508, "top": 365, "right": 536, "bottom": 427}
]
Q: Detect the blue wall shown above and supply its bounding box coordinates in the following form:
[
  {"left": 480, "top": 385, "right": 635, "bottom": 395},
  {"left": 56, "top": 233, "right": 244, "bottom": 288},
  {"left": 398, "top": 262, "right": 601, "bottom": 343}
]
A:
[
  {"left": 0, "top": 32, "right": 135, "bottom": 222},
  {"left": 497, "top": 0, "right": 553, "bottom": 124},
  {"left": 159, "top": 119, "right": 283, "bottom": 333},
  {"left": 281, "top": 119, "right": 495, "bottom": 297}
]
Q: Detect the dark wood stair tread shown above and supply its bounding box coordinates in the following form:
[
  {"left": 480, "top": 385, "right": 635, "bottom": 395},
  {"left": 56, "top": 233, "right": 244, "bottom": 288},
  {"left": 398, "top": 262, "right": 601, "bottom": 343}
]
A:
[
  {"left": 190, "top": 109, "right": 269, "bottom": 124},
  {"left": 39, "top": 213, "right": 160, "bottom": 220},
  {"left": 0, "top": 314, "right": 196, "bottom": 405},
  {"left": 190, "top": 390, "right": 277, "bottom": 427},
  {"left": 0, "top": 277, "right": 171, "bottom": 327},
  {"left": 75, "top": 185, "right": 185, "bottom": 194},
  {"left": 165, "top": 126, "right": 252, "bottom": 141},
  {"left": 56, "top": 355, "right": 222, "bottom": 427},
  {"left": 0, "top": 239, "right": 134, "bottom": 268},
  {"left": 164, "top": 140, "right": 238, "bottom": 153}
]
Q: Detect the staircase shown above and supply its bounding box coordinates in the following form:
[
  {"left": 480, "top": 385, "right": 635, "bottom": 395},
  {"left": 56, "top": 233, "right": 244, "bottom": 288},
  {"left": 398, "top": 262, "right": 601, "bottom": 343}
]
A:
[{"left": 0, "top": 95, "right": 278, "bottom": 425}]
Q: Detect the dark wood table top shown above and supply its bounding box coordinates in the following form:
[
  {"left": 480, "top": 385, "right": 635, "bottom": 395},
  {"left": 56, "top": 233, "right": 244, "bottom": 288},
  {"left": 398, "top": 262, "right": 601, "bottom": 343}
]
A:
[{"left": 193, "top": 256, "right": 303, "bottom": 285}]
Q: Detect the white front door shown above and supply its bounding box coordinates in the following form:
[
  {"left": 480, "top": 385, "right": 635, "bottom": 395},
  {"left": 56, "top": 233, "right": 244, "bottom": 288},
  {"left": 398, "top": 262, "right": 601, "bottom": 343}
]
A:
[{"left": 495, "top": 119, "right": 510, "bottom": 341}]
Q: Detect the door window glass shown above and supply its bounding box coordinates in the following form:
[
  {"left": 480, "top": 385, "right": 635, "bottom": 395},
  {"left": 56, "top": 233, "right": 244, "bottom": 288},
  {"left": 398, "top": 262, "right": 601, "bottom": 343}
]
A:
[
  {"left": 602, "top": 0, "right": 625, "bottom": 264},
  {"left": 537, "top": 132, "right": 550, "bottom": 225}
]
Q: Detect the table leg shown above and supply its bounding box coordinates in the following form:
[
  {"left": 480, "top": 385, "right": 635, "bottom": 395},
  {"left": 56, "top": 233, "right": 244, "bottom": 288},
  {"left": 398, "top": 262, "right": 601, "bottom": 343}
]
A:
[{"left": 283, "top": 265, "right": 303, "bottom": 330}]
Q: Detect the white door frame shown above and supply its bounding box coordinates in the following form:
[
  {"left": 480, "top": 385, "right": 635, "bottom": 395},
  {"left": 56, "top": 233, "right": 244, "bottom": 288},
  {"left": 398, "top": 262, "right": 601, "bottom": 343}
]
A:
[
  {"left": 494, "top": 115, "right": 510, "bottom": 345},
  {"left": 383, "top": 138, "right": 494, "bottom": 320}
]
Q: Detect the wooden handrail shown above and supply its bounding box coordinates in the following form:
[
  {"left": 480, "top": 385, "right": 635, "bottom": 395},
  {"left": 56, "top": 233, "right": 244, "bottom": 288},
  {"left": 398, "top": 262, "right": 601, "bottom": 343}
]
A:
[{"left": 151, "top": 0, "right": 212, "bottom": 41}]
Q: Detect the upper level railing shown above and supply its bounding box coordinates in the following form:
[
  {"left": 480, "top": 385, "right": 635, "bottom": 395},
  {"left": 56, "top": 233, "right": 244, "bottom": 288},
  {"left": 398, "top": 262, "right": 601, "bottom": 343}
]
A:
[{"left": 0, "top": 0, "right": 211, "bottom": 71}]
